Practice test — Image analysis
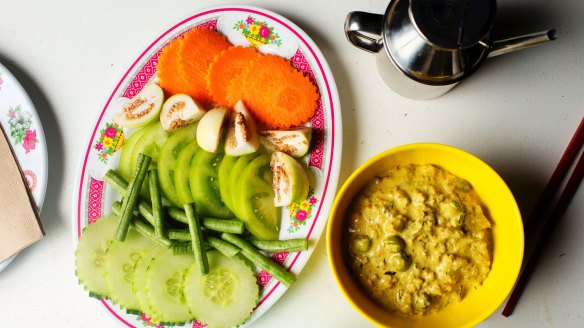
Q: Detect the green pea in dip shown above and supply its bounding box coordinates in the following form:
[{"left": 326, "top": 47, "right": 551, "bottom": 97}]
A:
[{"left": 345, "top": 164, "right": 492, "bottom": 316}]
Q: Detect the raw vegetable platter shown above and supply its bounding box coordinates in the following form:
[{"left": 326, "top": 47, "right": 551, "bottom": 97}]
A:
[{"left": 73, "top": 5, "right": 341, "bottom": 328}]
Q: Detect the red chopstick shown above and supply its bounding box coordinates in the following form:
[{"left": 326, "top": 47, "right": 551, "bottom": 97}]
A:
[
  {"left": 502, "top": 115, "right": 584, "bottom": 316},
  {"left": 523, "top": 117, "right": 584, "bottom": 234}
]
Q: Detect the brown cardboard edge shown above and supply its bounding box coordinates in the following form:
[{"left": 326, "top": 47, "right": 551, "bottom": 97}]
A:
[{"left": 0, "top": 124, "right": 45, "bottom": 236}]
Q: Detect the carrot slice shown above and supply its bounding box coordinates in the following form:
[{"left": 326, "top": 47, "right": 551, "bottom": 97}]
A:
[
  {"left": 180, "top": 28, "right": 231, "bottom": 105},
  {"left": 157, "top": 37, "right": 188, "bottom": 96},
  {"left": 206, "top": 46, "right": 261, "bottom": 107},
  {"left": 225, "top": 65, "right": 252, "bottom": 108},
  {"left": 241, "top": 54, "right": 319, "bottom": 129}
]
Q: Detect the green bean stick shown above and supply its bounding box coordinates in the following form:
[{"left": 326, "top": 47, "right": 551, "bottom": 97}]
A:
[
  {"left": 248, "top": 238, "right": 308, "bottom": 253},
  {"left": 111, "top": 201, "right": 172, "bottom": 248},
  {"left": 148, "top": 169, "right": 166, "bottom": 239},
  {"left": 221, "top": 233, "right": 297, "bottom": 287},
  {"left": 115, "top": 153, "right": 151, "bottom": 242},
  {"left": 184, "top": 203, "right": 209, "bottom": 275}
]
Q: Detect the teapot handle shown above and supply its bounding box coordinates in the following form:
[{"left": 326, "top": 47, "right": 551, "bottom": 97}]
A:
[{"left": 345, "top": 11, "right": 384, "bottom": 53}]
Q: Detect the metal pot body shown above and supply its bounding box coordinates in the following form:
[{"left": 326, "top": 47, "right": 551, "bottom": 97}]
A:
[
  {"left": 345, "top": 0, "right": 494, "bottom": 100},
  {"left": 374, "top": 46, "right": 458, "bottom": 100}
]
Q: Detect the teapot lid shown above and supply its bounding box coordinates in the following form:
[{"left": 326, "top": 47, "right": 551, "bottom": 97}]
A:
[
  {"left": 382, "top": 0, "right": 495, "bottom": 85},
  {"left": 410, "top": 0, "right": 496, "bottom": 49}
]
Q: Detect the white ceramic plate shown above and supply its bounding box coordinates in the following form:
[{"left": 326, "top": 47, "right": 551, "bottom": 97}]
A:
[
  {"left": 73, "top": 5, "right": 342, "bottom": 327},
  {"left": 0, "top": 61, "right": 48, "bottom": 272}
]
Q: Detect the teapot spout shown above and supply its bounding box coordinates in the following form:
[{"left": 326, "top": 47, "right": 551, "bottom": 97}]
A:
[{"left": 487, "top": 29, "right": 557, "bottom": 58}]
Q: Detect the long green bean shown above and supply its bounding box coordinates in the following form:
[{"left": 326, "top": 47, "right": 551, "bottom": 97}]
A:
[
  {"left": 221, "top": 233, "right": 296, "bottom": 287},
  {"left": 168, "top": 208, "right": 244, "bottom": 233},
  {"left": 115, "top": 153, "right": 151, "bottom": 242},
  {"left": 148, "top": 169, "right": 165, "bottom": 239},
  {"left": 111, "top": 201, "right": 171, "bottom": 248},
  {"left": 104, "top": 169, "right": 172, "bottom": 207},
  {"left": 184, "top": 203, "right": 208, "bottom": 275},
  {"left": 168, "top": 229, "right": 191, "bottom": 241},
  {"left": 248, "top": 238, "right": 308, "bottom": 253},
  {"left": 206, "top": 236, "right": 240, "bottom": 257}
]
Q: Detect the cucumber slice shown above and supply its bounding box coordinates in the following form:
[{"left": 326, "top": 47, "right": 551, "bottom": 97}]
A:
[
  {"left": 118, "top": 125, "right": 149, "bottom": 182},
  {"left": 75, "top": 214, "right": 118, "bottom": 298},
  {"left": 132, "top": 250, "right": 161, "bottom": 319},
  {"left": 189, "top": 150, "right": 233, "bottom": 219},
  {"left": 218, "top": 154, "right": 238, "bottom": 213},
  {"left": 184, "top": 251, "right": 259, "bottom": 328},
  {"left": 146, "top": 249, "right": 194, "bottom": 324},
  {"left": 228, "top": 153, "right": 260, "bottom": 218},
  {"left": 158, "top": 123, "right": 198, "bottom": 207},
  {"left": 236, "top": 154, "right": 280, "bottom": 240},
  {"left": 104, "top": 228, "right": 155, "bottom": 311},
  {"left": 175, "top": 140, "right": 200, "bottom": 205}
]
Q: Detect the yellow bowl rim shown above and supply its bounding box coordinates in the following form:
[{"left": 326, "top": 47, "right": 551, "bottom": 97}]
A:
[{"left": 326, "top": 142, "right": 524, "bottom": 327}]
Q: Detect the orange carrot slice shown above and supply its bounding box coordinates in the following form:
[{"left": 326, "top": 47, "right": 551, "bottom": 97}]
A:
[
  {"left": 180, "top": 28, "right": 231, "bottom": 105},
  {"left": 241, "top": 54, "right": 319, "bottom": 129},
  {"left": 157, "top": 37, "right": 187, "bottom": 96},
  {"left": 206, "top": 46, "right": 261, "bottom": 107}
]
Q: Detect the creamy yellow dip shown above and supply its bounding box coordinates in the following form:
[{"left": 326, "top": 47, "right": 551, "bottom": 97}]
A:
[{"left": 346, "top": 164, "right": 492, "bottom": 316}]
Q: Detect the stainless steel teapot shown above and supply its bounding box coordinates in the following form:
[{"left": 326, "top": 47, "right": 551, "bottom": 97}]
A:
[{"left": 345, "top": 0, "right": 556, "bottom": 100}]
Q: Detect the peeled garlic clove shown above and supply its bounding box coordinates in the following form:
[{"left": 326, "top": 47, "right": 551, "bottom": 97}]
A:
[{"left": 197, "top": 107, "right": 229, "bottom": 153}]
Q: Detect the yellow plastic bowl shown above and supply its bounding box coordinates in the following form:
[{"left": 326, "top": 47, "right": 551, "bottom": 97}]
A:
[{"left": 327, "top": 143, "right": 524, "bottom": 327}]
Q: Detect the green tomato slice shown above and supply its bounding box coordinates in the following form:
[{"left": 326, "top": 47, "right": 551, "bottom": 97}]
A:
[
  {"left": 130, "top": 122, "right": 168, "bottom": 173},
  {"left": 158, "top": 124, "right": 198, "bottom": 207},
  {"left": 218, "top": 155, "right": 238, "bottom": 214},
  {"left": 118, "top": 125, "right": 149, "bottom": 182},
  {"left": 228, "top": 153, "right": 260, "bottom": 218},
  {"left": 189, "top": 150, "right": 233, "bottom": 219},
  {"left": 235, "top": 153, "right": 280, "bottom": 240},
  {"left": 174, "top": 140, "right": 199, "bottom": 205}
]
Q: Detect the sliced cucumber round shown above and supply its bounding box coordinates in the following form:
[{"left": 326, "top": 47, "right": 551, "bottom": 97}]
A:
[
  {"left": 114, "top": 83, "right": 164, "bottom": 128},
  {"left": 235, "top": 154, "right": 280, "bottom": 240},
  {"left": 189, "top": 150, "right": 233, "bottom": 219},
  {"left": 158, "top": 123, "right": 198, "bottom": 207},
  {"left": 160, "top": 94, "right": 206, "bottom": 131},
  {"left": 104, "top": 228, "right": 155, "bottom": 311},
  {"left": 132, "top": 248, "right": 165, "bottom": 319},
  {"left": 184, "top": 251, "right": 259, "bottom": 328},
  {"left": 75, "top": 214, "right": 118, "bottom": 298},
  {"left": 146, "top": 249, "right": 194, "bottom": 324}
]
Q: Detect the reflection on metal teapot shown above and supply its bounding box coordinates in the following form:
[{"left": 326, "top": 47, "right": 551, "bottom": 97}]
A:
[{"left": 345, "top": 0, "right": 556, "bottom": 100}]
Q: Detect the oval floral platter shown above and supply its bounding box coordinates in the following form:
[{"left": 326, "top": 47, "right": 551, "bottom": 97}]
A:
[
  {"left": 73, "top": 5, "right": 342, "bottom": 328},
  {"left": 0, "top": 61, "right": 48, "bottom": 273}
]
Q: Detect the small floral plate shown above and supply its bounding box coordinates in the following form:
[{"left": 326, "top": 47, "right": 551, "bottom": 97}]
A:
[
  {"left": 73, "top": 5, "right": 342, "bottom": 327},
  {"left": 0, "top": 61, "right": 49, "bottom": 272}
]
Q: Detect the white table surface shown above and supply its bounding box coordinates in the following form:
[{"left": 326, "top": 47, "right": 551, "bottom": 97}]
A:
[{"left": 1, "top": 0, "right": 583, "bottom": 327}]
